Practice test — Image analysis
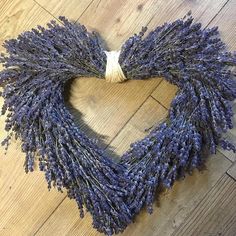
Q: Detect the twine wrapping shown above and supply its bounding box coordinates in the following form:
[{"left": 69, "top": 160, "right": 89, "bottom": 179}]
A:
[{"left": 104, "top": 50, "right": 127, "bottom": 83}]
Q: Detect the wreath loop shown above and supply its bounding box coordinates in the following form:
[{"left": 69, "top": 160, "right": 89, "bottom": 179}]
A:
[{"left": 0, "top": 13, "right": 235, "bottom": 235}]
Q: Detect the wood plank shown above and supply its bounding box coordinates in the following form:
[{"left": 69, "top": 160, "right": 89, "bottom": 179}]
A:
[
  {"left": 0, "top": 0, "right": 56, "bottom": 53},
  {"left": 106, "top": 97, "right": 168, "bottom": 156},
  {"left": 173, "top": 174, "right": 236, "bottom": 236},
  {"left": 77, "top": 0, "right": 165, "bottom": 50},
  {"left": 0, "top": 0, "right": 233, "bottom": 235},
  {"left": 68, "top": 78, "right": 162, "bottom": 147},
  {"left": 151, "top": 81, "right": 178, "bottom": 109},
  {"left": 227, "top": 162, "right": 236, "bottom": 180},
  {"left": 146, "top": 0, "right": 228, "bottom": 30},
  {"left": 77, "top": 0, "right": 228, "bottom": 50},
  {"left": 35, "top": 97, "right": 231, "bottom": 236},
  {"left": 35, "top": 0, "right": 94, "bottom": 22}
]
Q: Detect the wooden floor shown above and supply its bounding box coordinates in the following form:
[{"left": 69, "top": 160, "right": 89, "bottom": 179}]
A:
[{"left": 0, "top": 0, "right": 236, "bottom": 235}]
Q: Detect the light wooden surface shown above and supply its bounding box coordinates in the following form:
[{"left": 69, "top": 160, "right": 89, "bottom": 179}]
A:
[{"left": 0, "top": 0, "right": 235, "bottom": 236}]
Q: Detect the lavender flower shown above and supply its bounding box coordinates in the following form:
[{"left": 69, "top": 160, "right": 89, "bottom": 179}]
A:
[{"left": 0, "top": 13, "right": 235, "bottom": 235}]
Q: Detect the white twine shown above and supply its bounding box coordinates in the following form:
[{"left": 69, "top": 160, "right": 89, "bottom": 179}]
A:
[{"left": 104, "top": 51, "right": 127, "bottom": 83}]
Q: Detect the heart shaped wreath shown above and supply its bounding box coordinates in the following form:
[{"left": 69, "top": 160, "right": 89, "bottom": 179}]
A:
[{"left": 0, "top": 13, "right": 236, "bottom": 235}]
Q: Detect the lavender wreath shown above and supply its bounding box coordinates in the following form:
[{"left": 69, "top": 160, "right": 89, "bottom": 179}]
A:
[{"left": 0, "top": 13, "right": 236, "bottom": 235}]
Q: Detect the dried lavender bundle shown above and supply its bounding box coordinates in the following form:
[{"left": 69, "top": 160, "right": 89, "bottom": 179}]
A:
[
  {"left": 119, "top": 13, "right": 236, "bottom": 215},
  {"left": 0, "top": 17, "right": 131, "bottom": 235},
  {"left": 0, "top": 13, "right": 235, "bottom": 235}
]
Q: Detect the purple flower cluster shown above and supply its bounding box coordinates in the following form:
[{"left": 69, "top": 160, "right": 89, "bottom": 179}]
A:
[
  {"left": 119, "top": 12, "right": 236, "bottom": 216},
  {"left": 0, "top": 17, "right": 130, "bottom": 235},
  {"left": 0, "top": 13, "right": 235, "bottom": 235},
  {"left": 121, "top": 117, "right": 202, "bottom": 214}
]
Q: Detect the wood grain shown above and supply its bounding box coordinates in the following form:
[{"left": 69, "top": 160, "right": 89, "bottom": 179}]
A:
[
  {"left": 68, "top": 78, "right": 162, "bottom": 148},
  {"left": 78, "top": 0, "right": 228, "bottom": 50},
  {"left": 35, "top": 0, "right": 94, "bottom": 22},
  {"left": 35, "top": 0, "right": 230, "bottom": 50},
  {"left": 227, "top": 162, "right": 236, "bottom": 180},
  {"left": 173, "top": 174, "right": 236, "bottom": 236},
  {"left": 108, "top": 97, "right": 168, "bottom": 156},
  {"left": 146, "top": 0, "right": 228, "bottom": 30},
  {"left": 0, "top": 0, "right": 235, "bottom": 235},
  {"left": 152, "top": 80, "right": 178, "bottom": 109}
]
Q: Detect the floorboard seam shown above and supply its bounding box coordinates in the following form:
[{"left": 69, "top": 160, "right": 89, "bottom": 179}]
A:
[
  {"left": 170, "top": 173, "right": 228, "bottom": 236},
  {"left": 217, "top": 149, "right": 234, "bottom": 163},
  {"left": 33, "top": 0, "right": 61, "bottom": 22},
  {"left": 226, "top": 171, "right": 236, "bottom": 181},
  {"left": 150, "top": 95, "right": 168, "bottom": 110},
  {"left": 33, "top": 196, "right": 67, "bottom": 235},
  {"left": 105, "top": 79, "right": 163, "bottom": 149},
  {"left": 205, "top": 0, "right": 231, "bottom": 28},
  {"left": 76, "top": 0, "right": 96, "bottom": 22}
]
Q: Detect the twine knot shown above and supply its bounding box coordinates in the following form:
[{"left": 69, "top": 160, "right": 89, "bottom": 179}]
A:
[{"left": 104, "top": 51, "right": 127, "bottom": 83}]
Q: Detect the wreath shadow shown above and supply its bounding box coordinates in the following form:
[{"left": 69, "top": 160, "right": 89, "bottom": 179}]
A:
[{"left": 63, "top": 78, "right": 121, "bottom": 162}]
